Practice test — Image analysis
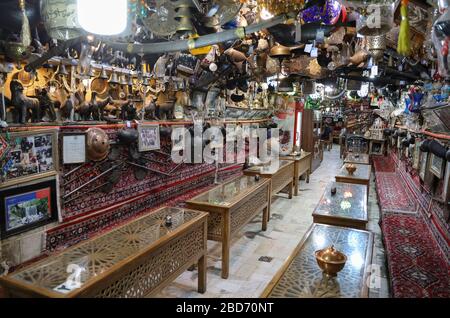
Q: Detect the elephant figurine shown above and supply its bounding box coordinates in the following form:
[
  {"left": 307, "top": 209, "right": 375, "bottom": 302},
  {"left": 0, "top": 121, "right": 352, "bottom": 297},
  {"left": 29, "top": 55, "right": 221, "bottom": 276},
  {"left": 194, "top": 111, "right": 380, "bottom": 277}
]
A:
[{"left": 10, "top": 80, "right": 40, "bottom": 124}]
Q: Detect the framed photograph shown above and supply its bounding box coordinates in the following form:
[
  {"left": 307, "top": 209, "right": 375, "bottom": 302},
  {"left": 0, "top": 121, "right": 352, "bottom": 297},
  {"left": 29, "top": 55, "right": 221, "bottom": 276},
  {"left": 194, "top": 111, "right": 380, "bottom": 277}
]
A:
[
  {"left": 370, "top": 140, "right": 384, "bottom": 156},
  {"left": 0, "top": 129, "right": 58, "bottom": 189},
  {"left": 429, "top": 154, "right": 445, "bottom": 179},
  {"left": 0, "top": 135, "right": 9, "bottom": 161},
  {"left": 138, "top": 124, "right": 160, "bottom": 152},
  {"left": 442, "top": 162, "right": 450, "bottom": 203},
  {"left": 413, "top": 140, "right": 421, "bottom": 170},
  {"left": 419, "top": 152, "right": 428, "bottom": 181},
  {"left": 0, "top": 178, "right": 58, "bottom": 239},
  {"left": 62, "top": 133, "right": 86, "bottom": 164}
]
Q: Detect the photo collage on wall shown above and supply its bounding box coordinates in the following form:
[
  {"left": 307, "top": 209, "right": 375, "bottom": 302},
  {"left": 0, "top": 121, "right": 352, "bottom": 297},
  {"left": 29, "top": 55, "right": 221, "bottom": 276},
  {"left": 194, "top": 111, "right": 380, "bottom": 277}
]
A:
[{"left": 1, "top": 132, "right": 55, "bottom": 186}]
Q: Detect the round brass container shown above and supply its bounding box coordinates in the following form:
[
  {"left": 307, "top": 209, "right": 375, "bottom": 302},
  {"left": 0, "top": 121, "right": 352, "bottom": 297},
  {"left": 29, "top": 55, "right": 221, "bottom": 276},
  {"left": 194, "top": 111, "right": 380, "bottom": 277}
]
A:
[
  {"left": 86, "top": 128, "right": 110, "bottom": 162},
  {"left": 315, "top": 245, "right": 347, "bottom": 277},
  {"left": 345, "top": 163, "right": 357, "bottom": 175}
]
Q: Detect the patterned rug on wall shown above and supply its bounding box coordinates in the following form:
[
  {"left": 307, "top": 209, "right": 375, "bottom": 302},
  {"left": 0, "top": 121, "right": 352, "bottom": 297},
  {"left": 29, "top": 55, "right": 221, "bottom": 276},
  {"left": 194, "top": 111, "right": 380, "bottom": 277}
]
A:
[
  {"left": 381, "top": 213, "right": 450, "bottom": 298},
  {"left": 375, "top": 172, "right": 417, "bottom": 214},
  {"left": 373, "top": 155, "right": 396, "bottom": 173}
]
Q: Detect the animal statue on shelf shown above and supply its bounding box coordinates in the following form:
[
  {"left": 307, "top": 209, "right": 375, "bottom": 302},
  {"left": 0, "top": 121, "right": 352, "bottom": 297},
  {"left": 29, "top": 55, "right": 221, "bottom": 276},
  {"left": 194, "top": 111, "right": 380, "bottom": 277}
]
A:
[
  {"left": 60, "top": 93, "right": 79, "bottom": 122},
  {"left": 9, "top": 80, "right": 40, "bottom": 124},
  {"left": 74, "top": 90, "right": 92, "bottom": 121},
  {"left": 90, "top": 92, "right": 112, "bottom": 121},
  {"left": 120, "top": 97, "right": 138, "bottom": 121},
  {"left": 143, "top": 99, "right": 157, "bottom": 120},
  {"left": 36, "top": 88, "right": 57, "bottom": 122},
  {"left": 156, "top": 91, "right": 175, "bottom": 120}
]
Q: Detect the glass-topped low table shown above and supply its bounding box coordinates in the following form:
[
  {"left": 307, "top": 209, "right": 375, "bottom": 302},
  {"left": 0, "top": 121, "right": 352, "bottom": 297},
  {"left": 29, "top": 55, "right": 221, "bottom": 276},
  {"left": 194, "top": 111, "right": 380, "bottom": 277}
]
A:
[
  {"left": 0, "top": 207, "right": 208, "bottom": 298},
  {"left": 313, "top": 182, "right": 368, "bottom": 230},
  {"left": 344, "top": 153, "right": 370, "bottom": 165},
  {"left": 243, "top": 160, "right": 295, "bottom": 219},
  {"left": 186, "top": 175, "right": 271, "bottom": 279},
  {"left": 335, "top": 163, "right": 372, "bottom": 198},
  {"left": 261, "top": 223, "right": 374, "bottom": 298},
  {"left": 281, "top": 152, "right": 312, "bottom": 196}
]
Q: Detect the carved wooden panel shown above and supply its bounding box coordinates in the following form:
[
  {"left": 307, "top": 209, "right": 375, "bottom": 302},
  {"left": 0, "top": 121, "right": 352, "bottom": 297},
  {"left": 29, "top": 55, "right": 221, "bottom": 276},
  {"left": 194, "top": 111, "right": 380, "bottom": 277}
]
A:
[
  {"left": 207, "top": 212, "right": 223, "bottom": 241},
  {"left": 230, "top": 183, "right": 269, "bottom": 235},
  {"left": 93, "top": 223, "right": 206, "bottom": 298},
  {"left": 271, "top": 164, "right": 294, "bottom": 194}
]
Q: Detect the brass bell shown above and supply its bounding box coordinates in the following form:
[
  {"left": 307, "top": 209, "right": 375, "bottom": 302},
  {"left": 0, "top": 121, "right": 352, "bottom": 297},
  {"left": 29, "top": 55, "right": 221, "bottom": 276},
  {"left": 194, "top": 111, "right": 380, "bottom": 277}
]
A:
[
  {"left": 174, "top": 0, "right": 195, "bottom": 8},
  {"left": 109, "top": 71, "right": 119, "bottom": 84},
  {"left": 175, "top": 7, "right": 192, "bottom": 18},
  {"left": 269, "top": 44, "right": 291, "bottom": 59},
  {"left": 119, "top": 74, "right": 128, "bottom": 85},
  {"left": 127, "top": 75, "right": 134, "bottom": 86},
  {"left": 99, "top": 67, "right": 108, "bottom": 80},
  {"left": 176, "top": 17, "right": 194, "bottom": 33},
  {"left": 87, "top": 66, "right": 96, "bottom": 77},
  {"left": 57, "top": 63, "right": 69, "bottom": 76}
]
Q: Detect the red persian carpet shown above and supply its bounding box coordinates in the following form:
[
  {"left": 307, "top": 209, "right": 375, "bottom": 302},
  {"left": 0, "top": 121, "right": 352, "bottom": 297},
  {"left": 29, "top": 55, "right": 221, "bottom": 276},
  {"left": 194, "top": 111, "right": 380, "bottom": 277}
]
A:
[
  {"left": 375, "top": 172, "right": 417, "bottom": 214},
  {"left": 381, "top": 213, "right": 450, "bottom": 298},
  {"left": 373, "top": 156, "right": 396, "bottom": 173}
]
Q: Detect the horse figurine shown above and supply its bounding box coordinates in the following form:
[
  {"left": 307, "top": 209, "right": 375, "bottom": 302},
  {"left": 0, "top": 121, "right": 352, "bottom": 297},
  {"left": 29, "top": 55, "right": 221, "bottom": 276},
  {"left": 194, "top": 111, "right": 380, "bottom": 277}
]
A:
[
  {"left": 37, "top": 88, "right": 57, "bottom": 122},
  {"left": 10, "top": 80, "right": 40, "bottom": 124}
]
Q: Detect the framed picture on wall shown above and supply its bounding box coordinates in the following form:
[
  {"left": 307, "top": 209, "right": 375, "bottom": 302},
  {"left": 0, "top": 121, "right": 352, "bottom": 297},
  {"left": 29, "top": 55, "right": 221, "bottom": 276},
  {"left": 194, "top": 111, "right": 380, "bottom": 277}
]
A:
[
  {"left": 62, "top": 133, "right": 86, "bottom": 164},
  {"left": 0, "top": 178, "right": 58, "bottom": 239},
  {"left": 419, "top": 152, "right": 428, "bottom": 181},
  {"left": 442, "top": 162, "right": 450, "bottom": 203},
  {"left": 429, "top": 154, "right": 445, "bottom": 179},
  {"left": 0, "top": 130, "right": 59, "bottom": 189},
  {"left": 138, "top": 124, "right": 160, "bottom": 152}
]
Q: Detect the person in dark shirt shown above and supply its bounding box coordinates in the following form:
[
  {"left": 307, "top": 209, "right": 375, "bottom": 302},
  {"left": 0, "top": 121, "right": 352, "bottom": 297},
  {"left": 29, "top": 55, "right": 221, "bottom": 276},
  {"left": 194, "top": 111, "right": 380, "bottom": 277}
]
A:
[{"left": 321, "top": 123, "right": 333, "bottom": 141}]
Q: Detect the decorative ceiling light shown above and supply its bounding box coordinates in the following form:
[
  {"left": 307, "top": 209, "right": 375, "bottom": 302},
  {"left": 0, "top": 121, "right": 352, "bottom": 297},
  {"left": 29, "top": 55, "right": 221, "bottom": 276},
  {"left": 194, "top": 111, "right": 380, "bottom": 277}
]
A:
[
  {"left": 77, "top": 0, "right": 128, "bottom": 35},
  {"left": 250, "top": 0, "right": 305, "bottom": 17}
]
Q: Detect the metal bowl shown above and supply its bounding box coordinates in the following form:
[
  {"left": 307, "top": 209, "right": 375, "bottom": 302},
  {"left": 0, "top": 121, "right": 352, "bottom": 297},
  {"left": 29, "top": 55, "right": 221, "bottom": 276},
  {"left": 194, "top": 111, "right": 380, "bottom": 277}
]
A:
[
  {"left": 315, "top": 245, "right": 347, "bottom": 277},
  {"left": 345, "top": 163, "right": 357, "bottom": 175}
]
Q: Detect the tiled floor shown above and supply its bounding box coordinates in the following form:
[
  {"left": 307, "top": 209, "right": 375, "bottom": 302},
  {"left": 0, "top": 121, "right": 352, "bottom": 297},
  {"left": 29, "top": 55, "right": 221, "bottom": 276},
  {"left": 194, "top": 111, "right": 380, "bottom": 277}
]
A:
[{"left": 156, "top": 146, "right": 390, "bottom": 298}]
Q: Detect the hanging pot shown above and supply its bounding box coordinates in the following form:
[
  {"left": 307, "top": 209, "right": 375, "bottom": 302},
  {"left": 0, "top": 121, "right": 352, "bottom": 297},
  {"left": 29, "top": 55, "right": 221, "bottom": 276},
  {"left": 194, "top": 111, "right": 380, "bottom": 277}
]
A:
[
  {"left": 117, "top": 128, "right": 139, "bottom": 145},
  {"left": 40, "top": 0, "right": 82, "bottom": 40},
  {"left": 420, "top": 139, "right": 431, "bottom": 152},
  {"left": 429, "top": 139, "right": 447, "bottom": 158}
]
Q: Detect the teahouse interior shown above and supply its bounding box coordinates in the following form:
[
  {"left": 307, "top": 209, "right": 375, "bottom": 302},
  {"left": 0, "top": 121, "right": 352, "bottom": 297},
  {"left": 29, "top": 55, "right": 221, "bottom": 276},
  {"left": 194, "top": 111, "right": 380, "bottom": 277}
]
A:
[{"left": 0, "top": 0, "right": 448, "bottom": 299}]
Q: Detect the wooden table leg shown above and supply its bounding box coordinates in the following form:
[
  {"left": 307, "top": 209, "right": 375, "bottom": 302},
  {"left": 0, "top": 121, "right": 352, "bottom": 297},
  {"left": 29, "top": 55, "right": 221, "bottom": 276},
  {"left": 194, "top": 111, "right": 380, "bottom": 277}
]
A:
[
  {"left": 267, "top": 181, "right": 272, "bottom": 222},
  {"left": 306, "top": 171, "right": 310, "bottom": 183},
  {"left": 221, "top": 215, "right": 230, "bottom": 279},
  {"left": 262, "top": 206, "right": 268, "bottom": 231},
  {"left": 197, "top": 254, "right": 207, "bottom": 293},
  {"left": 289, "top": 181, "right": 293, "bottom": 199},
  {"left": 294, "top": 165, "right": 299, "bottom": 196}
]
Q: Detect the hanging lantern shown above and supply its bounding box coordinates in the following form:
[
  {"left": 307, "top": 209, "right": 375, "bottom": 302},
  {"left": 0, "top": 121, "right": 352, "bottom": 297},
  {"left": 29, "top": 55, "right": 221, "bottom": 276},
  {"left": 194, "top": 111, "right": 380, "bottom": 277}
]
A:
[
  {"left": 366, "top": 35, "right": 386, "bottom": 62},
  {"left": 41, "top": 0, "right": 82, "bottom": 40}
]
